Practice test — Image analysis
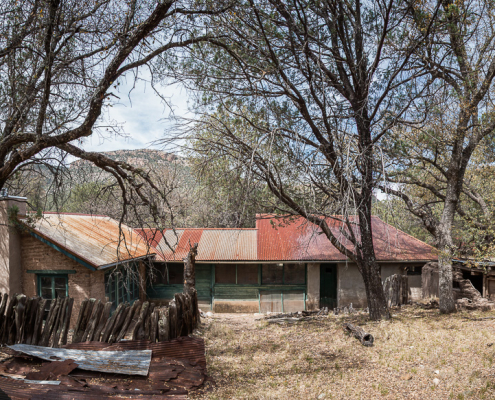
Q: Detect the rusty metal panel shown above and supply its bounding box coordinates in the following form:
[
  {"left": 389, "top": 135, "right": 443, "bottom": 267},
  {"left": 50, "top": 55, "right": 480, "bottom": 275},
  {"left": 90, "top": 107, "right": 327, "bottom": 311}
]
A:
[
  {"left": 9, "top": 344, "right": 152, "bottom": 376},
  {"left": 150, "top": 337, "right": 206, "bottom": 369},
  {"left": 24, "top": 214, "right": 155, "bottom": 269},
  {"left": 143, "top": 228, "right": 257, "bottom": 261},
  {"left": 256, "top": 214, "right": 437, "bottom": 262}
]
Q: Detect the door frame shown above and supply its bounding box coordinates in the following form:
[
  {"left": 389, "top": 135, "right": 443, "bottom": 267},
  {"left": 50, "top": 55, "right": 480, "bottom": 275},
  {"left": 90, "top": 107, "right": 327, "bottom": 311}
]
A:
[{"left": 319, "top": 263, "right": 338, "bottom": 309}]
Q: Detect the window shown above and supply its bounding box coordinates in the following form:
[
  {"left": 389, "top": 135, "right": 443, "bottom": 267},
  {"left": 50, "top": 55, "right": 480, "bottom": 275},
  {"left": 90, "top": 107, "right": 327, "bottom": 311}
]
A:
[
  {"left": 215, "top": 264, "right": 236, "bottom": 284},
  {"left": 262, "top": 264, "right": 305, "bottom": 285},
  {"left": 237, "top": 265, "right": 259, "bottom": 284},
  {"left": 37, "top": 275, "right": 68, "bottom": 299},
  {"left": 215, "top": 264, "right": 259, "bottom": 285},
  {"left": 105, "top": 263, "right": 139, "bottom": 308},
  {"left": 406, "top": 266, "right": 423, "bottom": 276},
  {"left": 262, "top": 264, "right": 283, "bottom": 284},
  {"left": 284, "top": 264, "right": 305, "bottom": 284},
  {"left": 152, "top": 263, "right": 184, "bottom": 285}
]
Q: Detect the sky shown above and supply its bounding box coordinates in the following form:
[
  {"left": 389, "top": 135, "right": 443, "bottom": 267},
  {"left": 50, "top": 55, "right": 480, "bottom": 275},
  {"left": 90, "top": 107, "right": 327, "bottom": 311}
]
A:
[{"left": 81, "top": 73, "right": 191, "bottom": 153}]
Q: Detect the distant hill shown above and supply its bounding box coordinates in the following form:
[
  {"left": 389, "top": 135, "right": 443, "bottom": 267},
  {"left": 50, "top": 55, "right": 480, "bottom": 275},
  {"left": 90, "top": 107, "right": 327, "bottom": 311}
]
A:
[{"left": 70, "top": 149, "right": 184, "bottom": 169}]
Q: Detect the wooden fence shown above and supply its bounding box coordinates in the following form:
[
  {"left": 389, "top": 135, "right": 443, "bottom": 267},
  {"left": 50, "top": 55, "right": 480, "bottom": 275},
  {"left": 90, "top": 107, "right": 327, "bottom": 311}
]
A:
[
  {"left": 72, "top": 290, "right": 199, "bottom": 344},
  {"left": 0, "top": 294, "right": 74, "bottom": 347},
  {"left": 0, "top": 290, "right": 199, "bottom": 347}
]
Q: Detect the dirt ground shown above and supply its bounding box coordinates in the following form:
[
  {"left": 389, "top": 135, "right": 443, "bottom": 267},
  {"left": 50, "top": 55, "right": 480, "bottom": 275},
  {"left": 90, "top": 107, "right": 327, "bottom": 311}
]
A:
[{"left": 191, "top": 306, "right": 495, "bottom": 399}]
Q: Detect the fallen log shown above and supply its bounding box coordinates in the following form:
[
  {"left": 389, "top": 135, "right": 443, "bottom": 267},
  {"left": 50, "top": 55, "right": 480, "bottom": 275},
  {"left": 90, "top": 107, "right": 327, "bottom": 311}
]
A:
[{"left": 343, "top": 323, "right": 374, "bottom": 347}]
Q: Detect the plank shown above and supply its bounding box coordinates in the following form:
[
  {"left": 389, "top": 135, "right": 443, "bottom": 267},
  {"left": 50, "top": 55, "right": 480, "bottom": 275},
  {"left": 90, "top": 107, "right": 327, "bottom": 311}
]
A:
[
  {"left": 39, "top": 298, "right": 61, "bottom": 347},
  {"left": 93, "top": 301, "right": 112, "bottom": 342},
  {"left": 31, "top": 298, "right": 47, "bottom": 345},
  {"left": 116, "top": 300, "right": 140, "bottom": 342},
  {"left": 60, "top": 298, "right": 74, "bottom": 346}
]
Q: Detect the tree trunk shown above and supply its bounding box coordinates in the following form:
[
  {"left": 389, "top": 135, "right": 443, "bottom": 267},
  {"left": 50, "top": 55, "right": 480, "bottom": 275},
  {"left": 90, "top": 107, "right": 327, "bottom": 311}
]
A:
[
  {"left": 359, "top": 258, "right": 390, "bottom": 320},
  {"left": 356, "top": 189, "right": 391, "bottom": 321},
  {"left": 183, "top": 243, "right": 198, "bottom": 296},
  {"left": 437, "top": 240, "right": 456, "bottom": 314},
  {"left": 436, "top": 186, "right": 457, "bottom": 314}
]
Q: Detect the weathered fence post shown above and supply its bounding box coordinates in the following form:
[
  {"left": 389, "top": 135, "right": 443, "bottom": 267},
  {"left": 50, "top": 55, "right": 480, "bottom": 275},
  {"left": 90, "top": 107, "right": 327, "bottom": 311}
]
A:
[{"left": 383, "top": 274, "right": 409, "bottom": 307}]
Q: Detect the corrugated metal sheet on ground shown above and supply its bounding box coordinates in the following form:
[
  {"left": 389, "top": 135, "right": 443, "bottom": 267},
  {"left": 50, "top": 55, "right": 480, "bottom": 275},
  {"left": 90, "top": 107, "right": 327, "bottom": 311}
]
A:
[
  {"left": 138, "top": 228, "right": 258, "bottom": 262},
  {"left": 9, "top": 344, "right": 152, "bottom": 376},
  {"left": 63, "top": 337, "right": 206, "bottom": 369},
  {"left": 24, "top": 214, "right": 155, "bottom": 268},
  {"left": 150, "top": 337, "right": 206, "bottom": 369},
  {"left": 64, "top": 339, "right": 152, "bottom": 352},
  {"left": 256, "top": 215, "right": 438, "bottom": 261}
]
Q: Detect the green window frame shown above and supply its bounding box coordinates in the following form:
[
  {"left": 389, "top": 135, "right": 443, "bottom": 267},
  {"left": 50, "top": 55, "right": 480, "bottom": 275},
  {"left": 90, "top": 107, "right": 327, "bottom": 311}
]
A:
[
  {"left": 215, "top": 264, "right": 259, "bottom": 285},
  {"left": 105, "top": 263, "right": 140, "bottom": 310},
  {"left": 37, "top": 274, "right": 69, "bottom": 299},
  {"left": 261, "top": 263, "right": 306, "bottom": 285}
]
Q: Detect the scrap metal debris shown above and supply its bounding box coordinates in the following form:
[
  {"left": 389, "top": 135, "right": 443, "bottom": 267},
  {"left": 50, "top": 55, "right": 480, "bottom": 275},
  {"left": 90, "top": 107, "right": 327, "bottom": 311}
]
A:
[
  {"left": 0, "top": 337, "right": 207, "bottom": 399},
  {"left": 9, "top": 344, "right": 152, "bottom": 376}
]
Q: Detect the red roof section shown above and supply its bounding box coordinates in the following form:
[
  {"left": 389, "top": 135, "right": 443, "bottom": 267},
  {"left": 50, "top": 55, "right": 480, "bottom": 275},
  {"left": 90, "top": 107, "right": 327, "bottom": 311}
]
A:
[{"left": 256, "top": 215, "right": 437, "bottom": 261}]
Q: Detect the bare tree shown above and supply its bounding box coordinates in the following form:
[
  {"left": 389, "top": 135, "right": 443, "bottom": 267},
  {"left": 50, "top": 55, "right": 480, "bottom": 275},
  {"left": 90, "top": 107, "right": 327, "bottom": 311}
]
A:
[
  {"left": 173, "top": 0, "right": 439, "bottom": 320},
  {"left": 0, "top": 0, "right": 229, "bottom": 228},
  {"left": 382, "top": 0, "right": 495, "bottom": 313}
]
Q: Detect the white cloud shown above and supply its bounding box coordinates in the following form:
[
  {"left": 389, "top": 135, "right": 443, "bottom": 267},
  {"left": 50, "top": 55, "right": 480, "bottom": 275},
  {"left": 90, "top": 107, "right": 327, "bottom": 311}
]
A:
[{"left": 82, "top": 72, "right": 191, "bottom": 152}]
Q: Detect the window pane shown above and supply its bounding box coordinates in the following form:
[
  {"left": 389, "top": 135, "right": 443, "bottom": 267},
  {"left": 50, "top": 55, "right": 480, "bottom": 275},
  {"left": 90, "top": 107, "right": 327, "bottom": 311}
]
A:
[
  {"left": 262, "top": 264, "right": 283, "bottom": 284},
  {"left": 152, "top": 264, "right": 167, "bottom": 284},
  {"left": 215, "top": 264, "right": 236, "bottom": 284},
  {"left": 40, "top": 276, "right": 52, "bottom": 299},
  {"left": 237, "top": 265, "right": 258, "bottom": 284},
  {"left": 168, "top": 264, "right": 184, "bottom": 284},
  {"left": 284, "top": 264, "right": 305, "bottom": 284},
  {"left": 54, "top": 277, "right": 67, "bottom": 298}
]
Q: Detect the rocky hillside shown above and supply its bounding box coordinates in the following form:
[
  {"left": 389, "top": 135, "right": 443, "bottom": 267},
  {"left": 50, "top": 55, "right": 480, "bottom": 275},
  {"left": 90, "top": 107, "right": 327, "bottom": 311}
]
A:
[{"left": 70, "top": 149, "right": 183, "bottom": 169}]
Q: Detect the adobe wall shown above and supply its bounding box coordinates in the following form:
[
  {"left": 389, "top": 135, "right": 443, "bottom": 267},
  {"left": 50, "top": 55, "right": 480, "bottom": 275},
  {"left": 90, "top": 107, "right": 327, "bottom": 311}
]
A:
[
  {"left": 0, "top": 198, "right": 26, "bottom": 295},
  {"left": 337, "top": 262, "right": 367, "bottom": 308},
  {"left": 337, "top": 262, "right": 403, "bottom": 308},
  {"left": 20, "top": 234, "right": 106, "bottom": 327},
  {"left": 306, "top": 263, "right": 320, "bottom": 310}
]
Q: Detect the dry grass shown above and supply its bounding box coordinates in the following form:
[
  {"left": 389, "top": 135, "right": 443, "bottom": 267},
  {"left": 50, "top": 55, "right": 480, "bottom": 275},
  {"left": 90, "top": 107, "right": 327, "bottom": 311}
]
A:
[{"left": 191, "top": 306, "right": 495, "bottom": 399}]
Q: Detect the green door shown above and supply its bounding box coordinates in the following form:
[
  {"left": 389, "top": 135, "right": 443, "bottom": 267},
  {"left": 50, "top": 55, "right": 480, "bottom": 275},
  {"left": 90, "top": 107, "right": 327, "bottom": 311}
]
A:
[{"left": 320, "top": 263, "right": 337, "bottom": 309}]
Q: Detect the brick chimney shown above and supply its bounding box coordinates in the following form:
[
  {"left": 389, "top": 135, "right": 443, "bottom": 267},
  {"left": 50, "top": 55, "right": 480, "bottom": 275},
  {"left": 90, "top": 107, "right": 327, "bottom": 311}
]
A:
[{"left": 0, "top": 190, "right": 27, "bottom": 294}]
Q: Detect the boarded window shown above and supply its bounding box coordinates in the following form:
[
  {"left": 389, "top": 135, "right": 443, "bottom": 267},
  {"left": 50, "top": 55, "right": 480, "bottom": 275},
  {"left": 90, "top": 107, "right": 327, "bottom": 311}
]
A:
[
  {"left": 215, "top": 264, "right": 236, "bottom": 284},
  {"left": 262, "top": 264, "right": 283, "bottom": 284},
  {"left": 284, "top": 264, "right": 305, "bottom": 284},
  {"left": 237, "top": 265, "right": 259, "bottom": 284},
  {"left": 168, "top": 264, "right": 184, "bottom": 284}
]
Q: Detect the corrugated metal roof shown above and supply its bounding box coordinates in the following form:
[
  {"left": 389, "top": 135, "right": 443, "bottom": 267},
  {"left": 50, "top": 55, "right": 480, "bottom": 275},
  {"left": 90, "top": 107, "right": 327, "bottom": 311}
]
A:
[
  {"left": 24, "top": 214, "right": 155, "bottom": 269},
  {"left": 138, "top": 216, "right": 437, "bottom": 262},
  {"left": 137, "top": 228, "right": 258, "bottom": 262},
  {"left": 256, "top": 215, "right": 437, "bottom": 261}
]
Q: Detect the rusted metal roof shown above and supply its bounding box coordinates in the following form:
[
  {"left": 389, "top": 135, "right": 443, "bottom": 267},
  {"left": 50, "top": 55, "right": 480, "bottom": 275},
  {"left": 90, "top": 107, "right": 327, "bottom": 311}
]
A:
[
  {"left": 23, "top": 213, "right": 156, "bottom": 269},
  {"left": 137, "top": 228, "right": 258, "bottom": 262},
  {"left": 138, "top": 216, "right": 437, "bottom": 262},
  {"left": 9, "top": 344, "right": 152, "bottom": 376},
  {"left": 256, "top": 215, "right": 438, "bottom": 261}
]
